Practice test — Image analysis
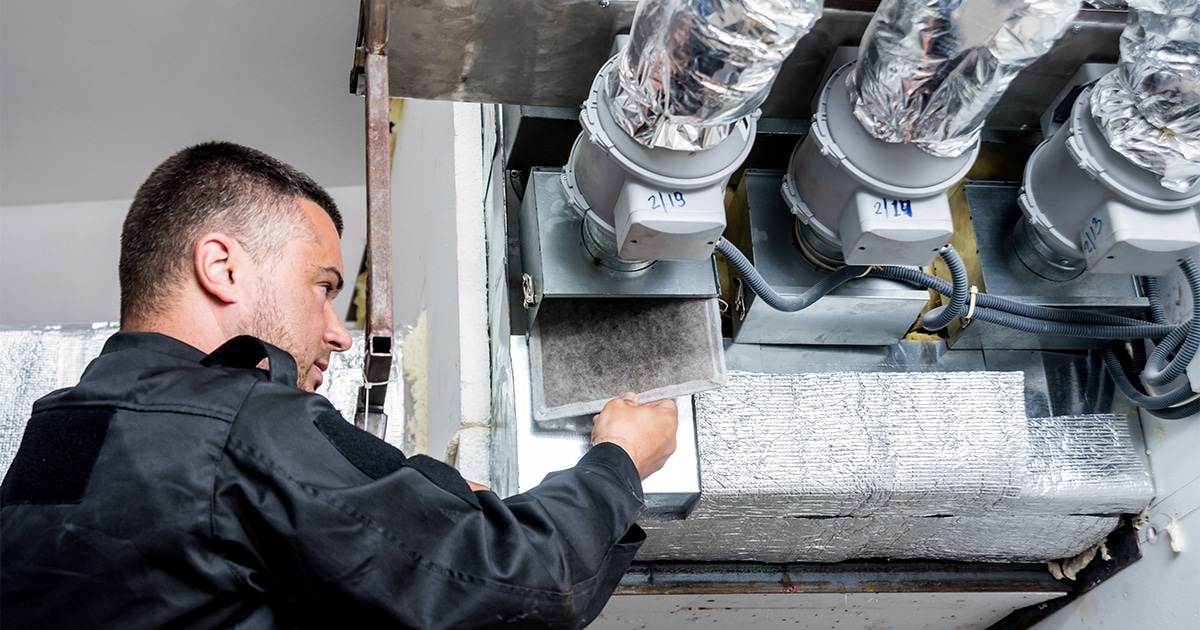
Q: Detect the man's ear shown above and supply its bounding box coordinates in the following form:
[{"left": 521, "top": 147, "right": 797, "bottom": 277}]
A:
[{"left": 194, "top": 233, "right": 246, "bottom": 305}]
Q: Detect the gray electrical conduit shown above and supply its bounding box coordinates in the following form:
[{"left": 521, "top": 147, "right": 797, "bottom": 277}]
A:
[
  {"left": 875, "top": 263, "right": 1169, "bottom": 329},
  {"left": 1102, "top": 344, "right": 1200, "bottom": 411},
  {"left": 875, "top": 263, "right": 1177, "bottom": 339},
  {"left": 1100, "top": 277, "right": 1199, "bottom": 414},
  {"left": 716, "top": 238, "right": 1177, "bottom": 339},
  {"left": 1139, "top": 259, "right": 1200, "bottom": 386},
  {"left": 716, "top": 236, "right": 1198, "bottom": 415},
  {"left": 715, "top": 238, "right": 871, "bottom": 311},
  {"left": 1099, "top": 262, "right": 1200, "bottom": 414},
  {"left": 1143, "top": 276, "right": 1168, "bottom": 325}
]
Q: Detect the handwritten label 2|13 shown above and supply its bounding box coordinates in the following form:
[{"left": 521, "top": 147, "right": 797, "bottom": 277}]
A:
[{"left": 1081, "top": 216, "right": 1104, "bottom": 255}]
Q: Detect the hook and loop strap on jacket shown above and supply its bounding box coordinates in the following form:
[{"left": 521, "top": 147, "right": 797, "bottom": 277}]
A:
[{"left": 201, "top": 335, "right": 298, "bottom": 387}]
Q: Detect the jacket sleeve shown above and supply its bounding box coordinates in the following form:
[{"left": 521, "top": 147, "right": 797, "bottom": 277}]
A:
[{"left": 211, "top": 383, "right": 645, "bottom": 630}]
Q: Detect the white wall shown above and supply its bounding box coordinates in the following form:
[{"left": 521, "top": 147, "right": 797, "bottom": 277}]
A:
[
  {"left": 389, "top": 99, "right": 492, "bottom": 459},
  {"left": 1033, "top": 411, "right": 1200, "bottom": 629},
  {"left": 0, "top": 186, "right": 368, "bottom": 326},
  {"left": 0, "top": 0, "right": 365, "bottom": 207}
]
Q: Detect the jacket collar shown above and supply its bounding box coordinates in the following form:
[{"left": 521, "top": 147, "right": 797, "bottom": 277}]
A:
[{"left": 100, "top": 331, "right": 208, "bottom": 364}]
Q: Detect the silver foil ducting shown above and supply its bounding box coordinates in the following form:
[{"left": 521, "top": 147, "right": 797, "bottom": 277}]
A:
[
  {"left": 1091, "top": 1, "right": 1200, "bottom": 192},
  {"left": 0, "top": 324, "right": 407, "bottom": 477},
  {"left": 848, "top": 0, "right": 1080, "bottom": 158},
  {"left": 635, "top": 371, "right": 1152, "bottom": 563},
  {"left": 607, "top": 0, "right": 822, "bottom": 151}
]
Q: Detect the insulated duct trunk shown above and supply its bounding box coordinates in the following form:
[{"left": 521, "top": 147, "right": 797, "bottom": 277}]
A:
[{"left": 637, "top": 370, "right": 1153, "bottom": 563}]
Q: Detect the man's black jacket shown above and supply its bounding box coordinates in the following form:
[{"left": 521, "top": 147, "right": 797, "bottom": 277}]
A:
[{"left": 0, "top": 332, "right": 645, "bottom": 628}]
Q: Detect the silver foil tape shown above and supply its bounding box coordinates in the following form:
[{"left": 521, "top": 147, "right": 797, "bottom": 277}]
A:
[
  {"left": 0, "top": 324, "right": 406, "bottom": 477},
  {"left": 1091, "top": 1, "right": 1200, "bottom": 192},
  {"left": 640, "top": 371, "right": 1153, "bottom": 563},
  {"left": 690, "top": 370, "right": 1029, "bottom": 519},
  {"left": 607, "top": 0, "right": 822, "bottom": 151},
  {"left": 848, "top": 0, "right": 1080, "bottom": 158}
]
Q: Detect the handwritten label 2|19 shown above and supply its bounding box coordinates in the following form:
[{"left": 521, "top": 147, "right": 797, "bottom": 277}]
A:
[
  {"left": 1081, "top": 216, "right": 1104, "bottom": 255},
  {"left": 647, "top": 191, "right": 687, "bottom": 212},
  {"left": 874, "top": 197, "right": 913, "bottom": 218}
]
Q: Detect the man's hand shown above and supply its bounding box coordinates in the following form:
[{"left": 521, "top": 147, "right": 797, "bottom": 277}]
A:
[{"left": 591, "top": 392, "right": 678, "bottom": 481}]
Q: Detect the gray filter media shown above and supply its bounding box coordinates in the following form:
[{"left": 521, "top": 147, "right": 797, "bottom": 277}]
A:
[
  {"left": 636, "top": 370, "right": 1153, "bottom": 563},
  {"left": 528, "top": 297, "right": 724, "bottom": 420}
]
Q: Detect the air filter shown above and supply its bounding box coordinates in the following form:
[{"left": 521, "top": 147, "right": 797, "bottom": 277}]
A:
[{"left": 528, "top": 297, "right": 724, "bottom": 421}]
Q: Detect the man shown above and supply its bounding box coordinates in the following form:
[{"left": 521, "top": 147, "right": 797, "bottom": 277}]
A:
[{"left": 0, "top": 141, "right": 678, "bottom": 629}]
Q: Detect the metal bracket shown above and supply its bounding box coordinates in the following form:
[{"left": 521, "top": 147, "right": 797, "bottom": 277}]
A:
[
  {"left": 521, "top": 273, "right": 536, "bottom": 309},
  {"left": 353, "top": 0, "right": 394, "bottom": 439}
]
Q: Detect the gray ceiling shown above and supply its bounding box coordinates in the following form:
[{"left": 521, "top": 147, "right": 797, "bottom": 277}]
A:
[{"left": 1, "top": 1, "right": 367, "bottom": 207}]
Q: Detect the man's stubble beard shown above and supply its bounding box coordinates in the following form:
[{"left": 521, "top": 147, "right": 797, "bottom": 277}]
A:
[{"left": 246, "top": 280, "right": 311, "bottom": 390}]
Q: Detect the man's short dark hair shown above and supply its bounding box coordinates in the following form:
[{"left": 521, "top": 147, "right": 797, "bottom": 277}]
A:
[{"left": 119, "top": 141, "right": 343, "bottom": 323}]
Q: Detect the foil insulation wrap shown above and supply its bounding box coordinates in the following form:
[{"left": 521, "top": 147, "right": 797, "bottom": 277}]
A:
[
  {"left": 1091, "top": 0, "right": 1200, "bottom": 192},
  {"left": 607, "top": 0, "right": 822, "bottom": 151},
  {"left": 0, "top": 325, "right": 407, "bottom": 477},
  {"left": 636, "top": 371, "right": 1152, "bottom": 563},
  {"left": 848, "top": 0, "right": 1080, "bottom": 157}
]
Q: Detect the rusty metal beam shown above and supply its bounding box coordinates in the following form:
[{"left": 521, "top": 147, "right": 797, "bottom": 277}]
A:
[
  {"left": 354, "top": 0, "right": 393, "bottom": 439},
  {"left": 986, "top": 521, "right": 1143, "bottom": 630}
]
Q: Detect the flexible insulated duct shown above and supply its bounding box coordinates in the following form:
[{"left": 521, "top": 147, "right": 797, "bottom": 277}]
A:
[
  {"left": 849, "top": 0, "right": 1080, "bottom": 157},
  {"left": 1092, "top": 0, "right": 1200, "bottom": 193},
  {"left": 607, "top": 0, "right": 823, "bottom": 151}
]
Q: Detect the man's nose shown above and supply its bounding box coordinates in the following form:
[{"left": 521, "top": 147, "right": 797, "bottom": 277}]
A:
[{"left": 325, "top": 303, "right": 353, "bottom": 352}]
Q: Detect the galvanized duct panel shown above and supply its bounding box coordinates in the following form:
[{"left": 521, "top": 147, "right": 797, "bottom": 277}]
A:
[
  {"left": 641, "top": 371, "right": 1153, "bottom": 563},
  {"left": 608, "top": 0, "right": 823, "bottom": 151},
  {"left": 1091, "top": 0, "right": 1200, "bottom": 192},
  {"left": 848, "top": 0, "right": 1080, "bottom": 157},
  {"left": 0, "top": 325, "right": 407, "bottom": 477}
]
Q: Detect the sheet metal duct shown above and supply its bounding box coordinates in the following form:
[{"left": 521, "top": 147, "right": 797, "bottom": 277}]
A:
[
  {"left": 849, "top": 0, "right": 1081, "bottom": 157},
  {"left": 608, "top": 0, "right": 823, "bottom": 151},
  {"left": 1091, "top": 0, "right": 1200, "bottom": 192}
]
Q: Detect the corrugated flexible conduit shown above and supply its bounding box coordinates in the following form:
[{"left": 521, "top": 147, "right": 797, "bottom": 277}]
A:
[{"left": 715, "top": 237, "right": 1198, "bottom": 415}]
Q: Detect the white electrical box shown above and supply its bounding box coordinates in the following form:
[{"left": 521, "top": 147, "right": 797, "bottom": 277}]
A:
[
  {"left": 614, "top": 179, "right": 727, "bottom": 262},
  {"left": 838, "top": 190, "right": 954, "bottom": 266},
  {"left": 1081, "top": 201, "right": 1200, "bottom": 276}
]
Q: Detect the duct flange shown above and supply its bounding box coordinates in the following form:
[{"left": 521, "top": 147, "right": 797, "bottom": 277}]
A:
[
  {"left": 782, "top": 64, "right": 976, "bottom": 267},
  {"left": 562, "top": 56, "right": 756, "bottom": 264},
  {"left": 1018, "top": 86, "right": 1200, "bottom": 277}
]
